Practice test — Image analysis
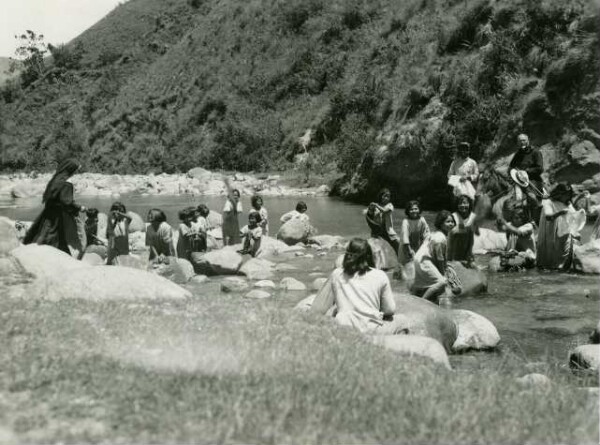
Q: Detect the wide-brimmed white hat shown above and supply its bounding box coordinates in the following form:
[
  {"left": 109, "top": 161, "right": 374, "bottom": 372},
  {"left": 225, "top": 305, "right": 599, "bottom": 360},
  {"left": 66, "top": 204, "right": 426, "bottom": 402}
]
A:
[{"left": 510, "top": 169, "right": 530, "bottom": 188}]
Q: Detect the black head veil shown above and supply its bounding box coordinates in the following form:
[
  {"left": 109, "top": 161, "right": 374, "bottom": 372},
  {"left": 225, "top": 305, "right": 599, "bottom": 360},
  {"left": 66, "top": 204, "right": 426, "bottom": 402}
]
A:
[{"left": 42, "top": 159, "right": 80, "bottom": 203}]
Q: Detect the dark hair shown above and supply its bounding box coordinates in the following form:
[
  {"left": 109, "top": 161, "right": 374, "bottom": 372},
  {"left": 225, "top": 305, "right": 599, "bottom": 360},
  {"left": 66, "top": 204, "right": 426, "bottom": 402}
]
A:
[
  {"left": 296, "top": 201, "right": 307, "bottom": 212},
  {"left": 147, "top": 208, "right": 167, "bottom": 223},
  {"left": 511, "top": 207, "right": 526, "bottom": 222},
  {"left": 549, "top": 183, "right": 573, "bottom": 201},
  {"left": 458, "top": 141, "right": 470, "bottom": 152},
  {"left": 110, "top": 201, "right": 127, "bottom": 214},
  {"left": 251, "top": 195, "right": 263, "bottom": 208},
  {"left": 248, "top": 210, "right": 262, "bottom": 223},
  {"left": 197, "top": 204, "right": 210, "bottom": 217},
  {"left": 342, "top": 238, "right": 375, "bottom": 276},
  {"left": 377, "top": 188, "right": 391, "bottom": 203},
  {"left": 231, "top": 189, "right": 241, "bottom": 197},
  {"left": 85, "top": 208, "right": 99, "bottom": 219},
  {"left": 456, "top": 195, "right": 473, "bottom": 213},
  {"left": 178, "top": 206, "right": 196, "bottom": 221},
  {"left": 434, "top": 210, "right": 454, "bottom": 231},
  {"left": 404, "top": 200, "right": 421, "bottom": 217}
]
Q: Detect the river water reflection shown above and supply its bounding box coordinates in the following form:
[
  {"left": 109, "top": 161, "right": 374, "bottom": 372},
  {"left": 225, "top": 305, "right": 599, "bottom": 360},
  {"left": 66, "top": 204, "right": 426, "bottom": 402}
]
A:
[{"left": 1, "top": 194, "right": 598, "bottom": 374}]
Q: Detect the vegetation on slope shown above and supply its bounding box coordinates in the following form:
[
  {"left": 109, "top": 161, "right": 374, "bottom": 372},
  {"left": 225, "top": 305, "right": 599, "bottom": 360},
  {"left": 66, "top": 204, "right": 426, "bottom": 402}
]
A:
[{"left": 0, "top": 0, "right": 598, "bottom": 206}]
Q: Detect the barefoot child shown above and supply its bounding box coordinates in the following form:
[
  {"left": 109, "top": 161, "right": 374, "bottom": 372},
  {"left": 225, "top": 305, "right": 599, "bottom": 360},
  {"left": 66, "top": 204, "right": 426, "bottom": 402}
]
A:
[
  {"left": 238, "top": 212, "right": 263, "bottom": 257},
  {"left": 368, "top": 188, "right": 400, "bottom": 254},
  {"left": 222, "top": 188, "right": 242, "bottom": 246},
  {"left": 177, "top": 206, "right": 208, "bottom": 260},
  {"left": 497, "top": 207, "right": 536, "bottom": 270},
  {"left": 145, "top": 208, "right": 175, "bottom": 263},
  {"left": 106, "top": 202, "right": 132, "bottom": 265},
  {"left": 251, "top": 195, "right": 269, "bottom": 236}
]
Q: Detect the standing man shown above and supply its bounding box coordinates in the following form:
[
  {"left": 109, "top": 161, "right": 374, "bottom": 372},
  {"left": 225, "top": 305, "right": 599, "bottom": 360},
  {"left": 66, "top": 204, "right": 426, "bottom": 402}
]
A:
[
  {"left": 508, "top": 133, "right": 544, "bottom": 220},
  {"left": 447, "top": 141, "right": 479, "bottom": 201}
]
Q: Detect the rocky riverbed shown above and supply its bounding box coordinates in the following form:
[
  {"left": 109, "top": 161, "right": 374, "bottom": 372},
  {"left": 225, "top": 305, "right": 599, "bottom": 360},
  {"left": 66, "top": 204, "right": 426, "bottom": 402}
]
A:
[{"left": 0, "top": 168, "right": 331, "bottom": 199}]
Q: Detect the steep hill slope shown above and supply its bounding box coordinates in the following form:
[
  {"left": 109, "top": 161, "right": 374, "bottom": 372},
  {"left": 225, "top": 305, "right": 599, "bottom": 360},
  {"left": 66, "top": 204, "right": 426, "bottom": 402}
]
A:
[{"left": 0, "top": 0, "right": 598, "bottom": 206}]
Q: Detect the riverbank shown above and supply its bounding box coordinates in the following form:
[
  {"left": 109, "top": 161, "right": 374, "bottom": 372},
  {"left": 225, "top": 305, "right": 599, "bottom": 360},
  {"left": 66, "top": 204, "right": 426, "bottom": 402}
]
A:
[
  {"left": 0, "top": 285, "right": 597, "bottom": 444},
  {"left": 0, "top": 168, "right": 331, "bottom": 200}
]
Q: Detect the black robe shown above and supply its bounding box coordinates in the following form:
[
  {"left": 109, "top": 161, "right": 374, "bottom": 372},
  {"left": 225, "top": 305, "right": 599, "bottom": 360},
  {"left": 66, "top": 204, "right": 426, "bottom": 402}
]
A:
[{"left": 24, "top": 182, "right": 81, "bottom": 254}]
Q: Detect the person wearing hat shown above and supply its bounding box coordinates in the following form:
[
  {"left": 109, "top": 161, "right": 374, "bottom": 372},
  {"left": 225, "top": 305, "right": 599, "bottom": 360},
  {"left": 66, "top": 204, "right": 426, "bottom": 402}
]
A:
[
  {"left": 447, "top": 141, "right": 479, "bottom": 200},
  {"left": 537, "top": 182, "right": 583, "bottom": 270},
  {"left": 509, "top": 134, "right": 544, "bottom": 192}
]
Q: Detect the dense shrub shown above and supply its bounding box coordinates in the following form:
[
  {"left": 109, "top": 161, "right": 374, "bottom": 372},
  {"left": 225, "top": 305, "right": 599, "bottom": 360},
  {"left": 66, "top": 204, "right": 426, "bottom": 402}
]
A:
[
  {"left": 441, "top": 0, "right": 493, "bottom": 53},
  {"left": 49, "top": 42, "right": 85, "bottom": 70}
]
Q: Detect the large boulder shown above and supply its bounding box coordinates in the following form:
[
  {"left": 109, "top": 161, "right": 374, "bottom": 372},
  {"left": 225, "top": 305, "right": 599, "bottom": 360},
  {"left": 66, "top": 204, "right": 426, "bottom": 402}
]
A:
[
  {"left": 369, "top": 335, "right": 451, "bottom": 370},
  {"left": 239, "top": 258, "right": 275, "bottom": 280},
  {"left": 11, "top": 244, "right": 87, "bottom": 279},
  {"left": 155, "top": 257, "right": 195, "bottom": 284},
  {"left": 368, "top": 237, "right": 399, "bottom": 271},
  {"left": 11, "top": 181, "right": 45, "bottom": 198},
  {"left": 393, "top": 293, "right": 458, "bottom": 352},
  {"left": 297, "top": 291, "right": 457, "bottom": 352},
  {"left": 277, "top": 219, "right": 311, "bottom": 246},
  {"left": 450, "top": 261, "right": 487, "bottom": 296},
  {"left": 0, "top": 217, "right": 20, "bottom": 255},
  {"left": 127, "top": 211, "right": 146, "bottom": 232},
  {"left": 473, "top": 228, "right": 507, "bottom": 254},
  {"left": 11, "top": 244, "right": 190, "bottom": 301},
  {"left": 280, "top": 277, "right": 307, "bottom": 291},
  {"left": 191, "top": 249, "right": 243, "bottom": 276},
  {"left": 573, "top": 239, "right": 600, "bottom": 275},
  {"left": 451, "top": 309, "right": 500, "bottom": 352},
  {"left": 569, "top": 344, "right": 600, "bottom": 371},
  {"left": 220, "top": 276, "right": 250, "bottom": 293},
  {"left": 311, "top": 235, "right": 346, "bottom": 250},
  {"left": 187, "top": 167, "right": 213, "bottom": 180}
]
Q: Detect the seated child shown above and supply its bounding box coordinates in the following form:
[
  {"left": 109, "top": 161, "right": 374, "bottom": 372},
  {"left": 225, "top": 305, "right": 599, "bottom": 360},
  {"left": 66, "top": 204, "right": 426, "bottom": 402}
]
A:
[
  {"left": 498, "top": 207, "right": 536, "bottom": 270},
  {"left": 400, "top": 200, "right": 431, "bottom": 264},
  {"left": 251, "top": 195, "right": 269, "bottom": 236},
  {"left": 145, "top": 208, "right": 175, "bottom": 263},
  {"left": 106, "top": 202, "right": 132, "bottom": 265},
  {"left": 238, "top": 212, "right": 263, "bottom": 257},
  {"left": 280, "top": 201, "right": 309, "bottom": 224},
  {"left": 177, "top": 206, "right": 207, "bottom": 260}
]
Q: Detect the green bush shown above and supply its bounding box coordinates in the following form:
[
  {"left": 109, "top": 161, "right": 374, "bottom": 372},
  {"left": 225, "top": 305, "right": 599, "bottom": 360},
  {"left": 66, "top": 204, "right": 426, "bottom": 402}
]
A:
[
  {"left": 441, "top": 0, "right": 493, "bottom": 53},
  {"left": 49, "top": 42, "right": 85, "bottom": 70}
]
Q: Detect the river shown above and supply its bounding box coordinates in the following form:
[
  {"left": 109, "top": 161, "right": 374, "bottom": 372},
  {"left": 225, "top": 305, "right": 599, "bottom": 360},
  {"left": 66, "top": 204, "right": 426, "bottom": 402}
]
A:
[{"left": 1, "top": 194, "right": 598, "bottom": 376}]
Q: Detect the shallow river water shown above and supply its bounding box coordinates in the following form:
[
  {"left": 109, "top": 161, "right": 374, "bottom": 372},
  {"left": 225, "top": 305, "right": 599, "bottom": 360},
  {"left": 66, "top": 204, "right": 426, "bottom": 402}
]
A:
[{"left": 1, "top": 194, "right": 598, "bottom": 375}]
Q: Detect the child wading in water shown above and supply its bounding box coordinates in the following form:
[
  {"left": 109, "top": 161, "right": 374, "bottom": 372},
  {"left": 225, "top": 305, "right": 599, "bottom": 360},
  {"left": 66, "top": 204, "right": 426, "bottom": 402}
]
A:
[
  {"left": 497, "top": 207, "right": 536, "bottom": 270},
  {"left": 366, "top": 188, "right": 400, "bottom": 254},
  {"left": 106, "top": 202, "right": 132, "bottom": 265},
  {"left": 145, "top": 208, "right": 175, "bottom": 263},
  {"left": 251, "top": 195, "right": 269, "bottom": 236},
  {"left": 176, "top": 206, "right": 207, "bottom": 261},
  {"left": 238, "top": 212, "right": 263, "bottom": 257},
  {"left": 400, "top": 200, "right": 430, "bottom": 264}
]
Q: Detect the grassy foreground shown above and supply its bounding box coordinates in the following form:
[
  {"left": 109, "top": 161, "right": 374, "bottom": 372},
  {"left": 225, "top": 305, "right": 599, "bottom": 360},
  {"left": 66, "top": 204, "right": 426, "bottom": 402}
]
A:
[{"left": 0, "top": 287, "right": 598, "bottom": 444}]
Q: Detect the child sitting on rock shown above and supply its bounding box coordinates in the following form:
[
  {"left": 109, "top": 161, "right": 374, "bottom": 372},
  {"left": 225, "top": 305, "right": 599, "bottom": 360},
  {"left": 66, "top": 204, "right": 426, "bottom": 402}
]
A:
[
  {"left": 146, "top": 208, "right": 175, "bottom": 264},
  {"left": 106, "top": 202, "right": 132, "bottom": 265},
  {"left": 280, "top": 201, "right": 310, "bottom": 224},
  {"left": 177, "top": 206, "right": 207, "bottom": 260},
  {"left": 238, "top": 211, "right": 263, "bottom": 257},
  {"left": 251, "top": 195, "right": 269, "bottom": 236},
  {"left": 497, "top": 207, "right": 536, "bottom": 270}
]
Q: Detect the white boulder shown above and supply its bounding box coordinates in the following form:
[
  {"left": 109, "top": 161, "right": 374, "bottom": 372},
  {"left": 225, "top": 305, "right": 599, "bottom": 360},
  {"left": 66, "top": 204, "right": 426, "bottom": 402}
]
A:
[{"left": 451, "top": 309, "right": 500, "bottom": 351}]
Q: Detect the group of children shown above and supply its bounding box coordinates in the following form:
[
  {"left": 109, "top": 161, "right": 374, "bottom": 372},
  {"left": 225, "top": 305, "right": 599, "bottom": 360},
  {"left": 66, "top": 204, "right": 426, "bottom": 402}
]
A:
[
  {"left": 364, "top": 182, "right": 591, "bottom": 302},
  {"left": 82, "top": 194, "right": 312, "bottom": 265}
]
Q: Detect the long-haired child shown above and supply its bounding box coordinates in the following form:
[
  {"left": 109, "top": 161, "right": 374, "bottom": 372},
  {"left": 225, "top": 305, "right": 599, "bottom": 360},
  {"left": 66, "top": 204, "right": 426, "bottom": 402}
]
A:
[
  {"left": 238, "top": 211, "right": 263, "bottom": 257},
  {"left": 145, "top": 208, "right": 175, "bottom": 263},
  {"left": 177, "top": 206, "right": 207, "bottom": 260}
]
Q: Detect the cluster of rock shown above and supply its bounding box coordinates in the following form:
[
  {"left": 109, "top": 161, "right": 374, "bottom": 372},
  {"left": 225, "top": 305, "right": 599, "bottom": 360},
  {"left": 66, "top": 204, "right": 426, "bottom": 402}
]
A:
[
  {"left": 1, "top": 168, "right": 331, "bottom": 199},
  {"left": 569, "top": 321, "right": 600, "bottom": 373}
]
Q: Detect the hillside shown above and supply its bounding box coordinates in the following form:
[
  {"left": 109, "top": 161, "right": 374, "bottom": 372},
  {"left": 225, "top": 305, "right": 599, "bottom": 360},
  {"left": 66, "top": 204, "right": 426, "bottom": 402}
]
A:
[{"left": 0, "top": 0, "right": 598, "bottom": 207}]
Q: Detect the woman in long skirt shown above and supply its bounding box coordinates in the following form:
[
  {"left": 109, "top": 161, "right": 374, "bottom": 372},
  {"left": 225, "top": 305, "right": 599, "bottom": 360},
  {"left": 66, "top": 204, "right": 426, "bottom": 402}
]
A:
[
  {"left": 24, "top": 159, "right": 85, "bottom": 255},
  {"left": 537, "top": 183, "right": 578, "bottom": 270},
  {"left": 222, "top": 189, "right": 242, "bottom": 246}
]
